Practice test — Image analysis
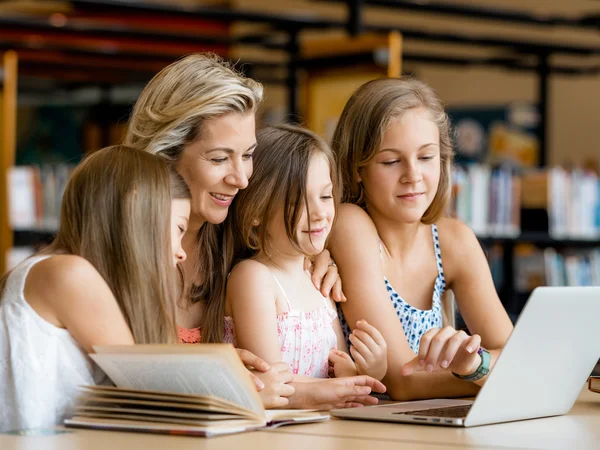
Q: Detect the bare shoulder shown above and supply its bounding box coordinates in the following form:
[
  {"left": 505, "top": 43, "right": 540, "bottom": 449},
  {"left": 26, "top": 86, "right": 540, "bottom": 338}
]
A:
[
  {"left": 226, "top": 259, "right": 276, "bottom": 304},
  {"left": 27, "top": 254, "right": 107, "bottom": 299},
  {"left": 330, "top": 204, "right": 385, "bottom": 284},
  {"left": 435, "top": 217, "right": 483, "bottom": 277},
  {"left": 436, "top": 217, "right": 479, "bottom": 244},
  {"left": 337, "top": 203, "right": 377, "bottom": 229},
  {"left": 228, "top": 259, "right": 273, "bottom": 286},
  {"left": 333, "top": 203, "right": 379, "bottom": 243},
  {"left": 24, "top": 254, "right": 115, "bottom": 328}
]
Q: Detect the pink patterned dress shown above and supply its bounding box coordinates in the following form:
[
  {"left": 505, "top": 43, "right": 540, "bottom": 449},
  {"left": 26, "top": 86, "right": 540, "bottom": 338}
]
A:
[{"left": 223, "top": 272, "right": 339, "bottom": 378}]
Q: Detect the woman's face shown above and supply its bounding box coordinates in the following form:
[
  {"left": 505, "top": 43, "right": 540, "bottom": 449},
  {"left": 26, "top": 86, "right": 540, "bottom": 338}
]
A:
[{"left": 177, "top": 112, "right": 256, "bottom": 225}]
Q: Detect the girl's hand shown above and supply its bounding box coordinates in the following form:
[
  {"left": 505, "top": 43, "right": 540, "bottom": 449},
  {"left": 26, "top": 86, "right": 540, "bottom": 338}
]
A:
[
  {"left": 306, "top": 249, "right": 347, "bottom": 303},
  {"left": 348, "top": 320, "right": 388, "bottom": 380},
  {"left": 290, "top": 375, "right": 386, "bottom": 410},
  {"left": 328, "top": 349, "right": 358, "bottom": 378},
  {"left": 251, "top": 362, "right": 295, "bottom": 409},
  {"left": 401, "top": 326, "right": 482, "bottom": 377}
]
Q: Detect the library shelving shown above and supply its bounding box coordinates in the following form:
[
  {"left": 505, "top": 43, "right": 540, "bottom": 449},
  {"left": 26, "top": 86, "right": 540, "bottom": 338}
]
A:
[{"left": 1, "top": 1, "right": 599, "bottom": 323}]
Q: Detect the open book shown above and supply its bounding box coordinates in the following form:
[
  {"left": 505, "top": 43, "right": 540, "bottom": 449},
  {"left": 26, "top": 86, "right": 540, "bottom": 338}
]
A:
[
  {"left": 64, "top": 344, "right": 328, "bottom": 437},
  {"left": 589, "top": 376, "right": 600, "bottom": 394}
]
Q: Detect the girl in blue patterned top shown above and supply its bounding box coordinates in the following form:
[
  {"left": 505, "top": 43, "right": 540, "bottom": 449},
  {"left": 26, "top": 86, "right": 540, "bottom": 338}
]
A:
[{"left": 329, "top": 77, "right": 513, "bottom": 401}]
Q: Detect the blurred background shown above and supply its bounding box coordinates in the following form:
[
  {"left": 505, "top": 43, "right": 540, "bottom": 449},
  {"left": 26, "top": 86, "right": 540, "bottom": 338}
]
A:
[{"left": 1, "top": 0, "right": 600, "bottom": 324}]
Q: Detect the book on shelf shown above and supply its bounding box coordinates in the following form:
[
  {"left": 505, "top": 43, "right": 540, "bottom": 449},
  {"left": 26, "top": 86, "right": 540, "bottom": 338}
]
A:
[
  {"left": 64, "top": 344, "right": 328, "bottom": 438},
  {"left": 7, "top": 163, "right": 74, "bottom": 232},
  {"left": 544, "top": 248, "right": 600, "bottom": 287},
  {"left": 546, "top": 168, "right": 600, "bottom": 240},
  {"left": 589, "top": 376, "right": 599, "bottom": 394},
  {"left": 452, "top": 164, "right": 520, "bottom": 237}
]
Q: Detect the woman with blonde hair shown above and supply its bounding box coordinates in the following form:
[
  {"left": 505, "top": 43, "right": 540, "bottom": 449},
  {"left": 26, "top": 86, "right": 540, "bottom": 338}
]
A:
[
  {"left": 329, "top": 77, "right": 513, "bottom": 401},
  {"left": 0, "top": 146, "right": 191, "bottom": 431},
  {"left": 125, "top": 53, "right": 384, "bottom": 410}
]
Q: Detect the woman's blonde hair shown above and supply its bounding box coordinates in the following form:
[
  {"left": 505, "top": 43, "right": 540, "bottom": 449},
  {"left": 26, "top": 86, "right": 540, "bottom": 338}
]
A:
[
  {"left": 124, "top": 53, "right": 263, "bottom": 343},
  {"left": 1, "top": 146, "right": 190, "bottom": 344},
  {"left": 124, "top": 52, "right": 263, "bottom": 162},
  {"left": 331, "top": 77, "right": 454, "bottom": 224},
  {"left": 232, "top": 124, "right": 340, "bottom": 259}
]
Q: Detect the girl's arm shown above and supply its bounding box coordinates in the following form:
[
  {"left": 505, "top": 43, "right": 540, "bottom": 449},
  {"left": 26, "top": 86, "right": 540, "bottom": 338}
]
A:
[
  {"left": 226, "top": 260, "right": 284, "bottom": 364},
  {"left": 438, "top": 218, "right": 513, "bottom": 349},
  {"left": 329, "top": 204, "right": 479, "bottom": 401},
  {"left": 24, "top": 255, "right": 135, "bottom": 353},
  {"left": 400, "top": 219, "right": 513, "bottom": 385}
]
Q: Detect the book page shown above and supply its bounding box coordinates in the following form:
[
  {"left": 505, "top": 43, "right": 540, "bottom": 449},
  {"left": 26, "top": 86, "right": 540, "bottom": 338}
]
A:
[
  {"left": 90, "top": 353, "right": 263, "bottom": 418},
  {"left": 265, "top": 409, "right": 330, "bottom": 424}
]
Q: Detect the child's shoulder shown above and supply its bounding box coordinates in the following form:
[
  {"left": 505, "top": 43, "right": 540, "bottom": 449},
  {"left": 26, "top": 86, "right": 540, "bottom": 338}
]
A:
[
  {"left": 435, "top": 217, "right": 479, "bottom": 248},
  {"left": 434, "top": 217, "right": 483, "bottom": 272},
  {"left": 334, "top": 203, "right": 378, "bottom": 236},
  {"left": 24, "top": 254, "right": 110, "bottom": 323},
  {"left": 26, "top": 254, "right": 110, "bottom": 307},
  {"left": 29, "top": 254, "right": 101, "bottom": 288},
  {"left": 337, "top": 203, "right": 374, "bottom": 223},
  {"left": 227, "top": 259, "right": 275, "bottom": 289}
]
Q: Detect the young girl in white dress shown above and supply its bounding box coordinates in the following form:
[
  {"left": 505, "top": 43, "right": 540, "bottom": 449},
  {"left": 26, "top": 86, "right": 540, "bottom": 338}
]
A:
[{"left": 0, "top": 146, "right": 190, "bottom": 431}]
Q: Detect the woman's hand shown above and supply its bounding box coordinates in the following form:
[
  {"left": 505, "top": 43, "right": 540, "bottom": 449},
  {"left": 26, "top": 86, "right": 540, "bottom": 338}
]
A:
[
  {"left": 401, "top": 326, "right": 482, "bottom": 377},
  {"left": 306, "top": 249, "right": 347, "bottom": 303},
  {"left": 290, "top": 375, "right": 386, "bottom": 410},
  {"left": 251, "top": 362, "right": 295, "bottom": 409},
  {"left": 348, "top": 320, "right": 388, "bottom": 380},
  {"left": 328, "top": 349, "right": 358, "bottom": 378},
  {"left": 235, "top": 348, "right": 271, "bottom": 391}
]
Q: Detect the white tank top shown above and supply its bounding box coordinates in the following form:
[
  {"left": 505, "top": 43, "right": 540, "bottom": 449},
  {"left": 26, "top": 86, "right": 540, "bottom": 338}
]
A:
[{"left": 0, "top": 255, "right": 107, "bottom": 432}]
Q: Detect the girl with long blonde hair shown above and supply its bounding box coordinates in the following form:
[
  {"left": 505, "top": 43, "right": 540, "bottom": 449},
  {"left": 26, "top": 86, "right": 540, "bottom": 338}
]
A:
[
  {"left": 330, "top": 77, "right": 513, "bottom": 401},
  {"left": 0, "top": 146, "right": 191, "bottom": 432}
]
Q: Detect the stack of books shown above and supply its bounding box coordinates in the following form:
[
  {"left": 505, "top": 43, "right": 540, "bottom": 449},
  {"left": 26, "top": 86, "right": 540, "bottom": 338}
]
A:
[{"left": 65, "top": 344, "right": 327, "bottom": 438}]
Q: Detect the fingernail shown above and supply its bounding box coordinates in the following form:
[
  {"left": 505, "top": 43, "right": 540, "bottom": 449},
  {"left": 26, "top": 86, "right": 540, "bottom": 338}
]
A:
[
  {"left": 466, "top": 347, "right": 473, "bottom": 353},
  {"left": 256, "top": 380, "right": 265, "bottom": 390},
  {"left": 426, "top": 364, "right": 433, "bottom": 372},
  {"left": 441, "top": 360, "right": 449, "bottom": 368},
  {"left": 419, "top": 359, "right": 426, "bottom": 366}
]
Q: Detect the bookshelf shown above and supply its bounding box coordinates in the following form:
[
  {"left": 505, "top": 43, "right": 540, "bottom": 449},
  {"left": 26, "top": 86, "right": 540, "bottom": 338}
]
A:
[
  {"left": 480, "top": 233, "right": 600, "bottom": 248},
  {"left": 1, "top": 50, "right": 18, "bottom": 275},
  {"left": 453, "top": 163, "right": 600, "bottom": 318}
]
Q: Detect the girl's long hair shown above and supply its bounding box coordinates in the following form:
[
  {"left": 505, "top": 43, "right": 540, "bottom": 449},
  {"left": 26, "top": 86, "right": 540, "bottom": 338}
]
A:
[{"left": 1, "top": 146, "right": 190, "bottom": 343}]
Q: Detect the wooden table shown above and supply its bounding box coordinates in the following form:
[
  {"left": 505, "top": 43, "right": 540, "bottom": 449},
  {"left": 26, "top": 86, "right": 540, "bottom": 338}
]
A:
[
  {"left": 3, "top": 387, "right": 599, "bottom": 450},
  {"left": 272, "top": 388, "right": 600, "bottom": 450}
]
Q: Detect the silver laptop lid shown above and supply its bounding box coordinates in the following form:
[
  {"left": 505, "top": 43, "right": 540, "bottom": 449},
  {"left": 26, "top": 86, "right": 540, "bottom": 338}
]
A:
[{"left": 465, "top": 287, "right": 600, "bottom": 427}]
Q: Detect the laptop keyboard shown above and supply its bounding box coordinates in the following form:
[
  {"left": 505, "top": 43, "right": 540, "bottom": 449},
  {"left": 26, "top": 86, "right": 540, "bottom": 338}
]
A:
[{"left": 400, "top": 404, "right": 472, "bottom": 418}]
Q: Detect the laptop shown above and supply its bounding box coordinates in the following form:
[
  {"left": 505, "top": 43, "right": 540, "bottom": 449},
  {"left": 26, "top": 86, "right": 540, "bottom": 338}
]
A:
[{"left": 331, "top": 286, "right": 600, "bottom": 427}]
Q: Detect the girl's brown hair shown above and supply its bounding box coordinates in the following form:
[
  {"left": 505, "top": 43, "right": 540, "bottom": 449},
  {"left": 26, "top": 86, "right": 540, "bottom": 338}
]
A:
[
  {"left": 331, "top": 77, "right": 454, "bottom": 224},
  {"left": 124, "top": 52, "right": 263, "bottom": 344},
  {"left": 1, "top": 146, "right": 189, "bottom": 344},
  {"left": 231, "top": 124, "right": 340, "bottom": 261}
]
